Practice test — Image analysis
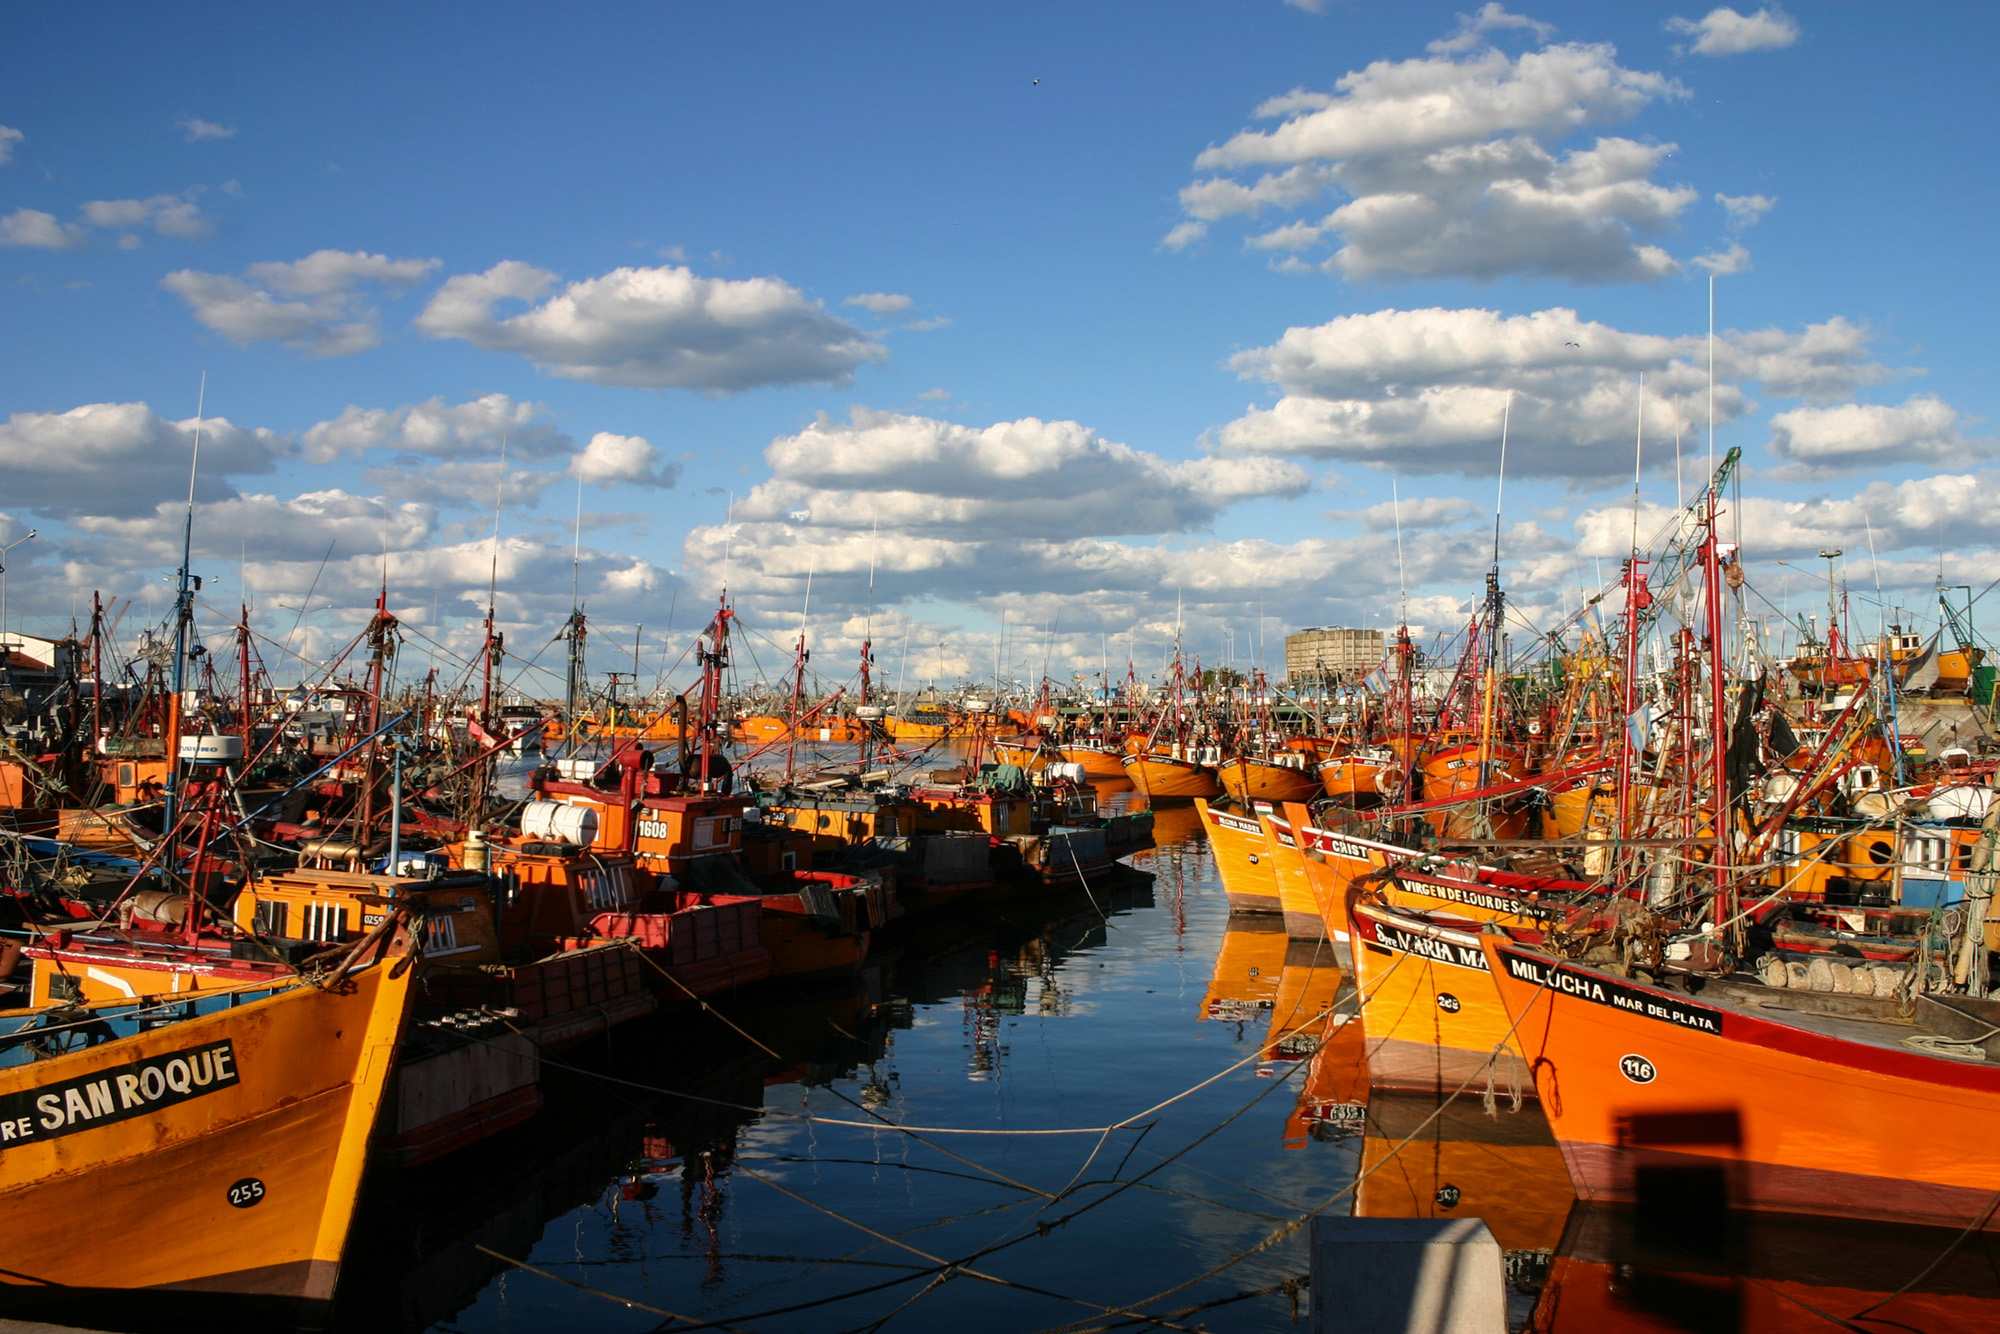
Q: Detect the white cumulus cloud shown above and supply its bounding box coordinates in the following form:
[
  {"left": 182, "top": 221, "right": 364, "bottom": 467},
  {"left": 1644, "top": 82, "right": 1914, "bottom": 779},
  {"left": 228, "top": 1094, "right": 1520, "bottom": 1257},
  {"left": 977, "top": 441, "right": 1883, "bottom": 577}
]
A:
[
  {"left": 0, "top": 125, "right": 22, "bottom": 165},
  {"left": 415, "top": 261, "right": 886, "bottom": 392},
  {"left": 0, "top": 401, "right": 289, "bottom": 517},
  {"left": 301, "top": 393, "right": 572, "bottom": 464},
  {"left": 1769, "top": 394, "right": 1987, "bottom": 476},
  {"left": 568, "top": 432, "right": 681, "bottom": 489},
  {"left": 1169, "top": 20, "right": 1702, "bottom": 283},
  {"left": 0, "top": 207, "right": 86, "bottom": 249},
  {"left": 1716, "top": 192, "right": 1776, "bottom": 227},
  {"left": 1217, "top": 305, "right": 1898, "bottom": 480},
  {"left": 742, "top": 407, "right": 1309, "bottom": 542},
  {"left": 82, "top": 191, "right": 213, "bottom": 240},
  {"left": 1668, "top": 7, "right": 1800, "bottom": 57},
  {"left": 162, "top": 249, "right": 441, "bottom": 357}
]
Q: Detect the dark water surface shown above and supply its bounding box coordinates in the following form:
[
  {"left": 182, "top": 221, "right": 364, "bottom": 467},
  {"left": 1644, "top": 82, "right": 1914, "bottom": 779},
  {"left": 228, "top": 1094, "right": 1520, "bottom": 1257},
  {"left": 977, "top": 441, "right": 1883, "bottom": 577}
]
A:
[
  {"left": 324, "top": 770, "right": 2000, "bottom": 1334},
  {"left": 335, "top": 798, "right": 1371, "bottom": 1333}
]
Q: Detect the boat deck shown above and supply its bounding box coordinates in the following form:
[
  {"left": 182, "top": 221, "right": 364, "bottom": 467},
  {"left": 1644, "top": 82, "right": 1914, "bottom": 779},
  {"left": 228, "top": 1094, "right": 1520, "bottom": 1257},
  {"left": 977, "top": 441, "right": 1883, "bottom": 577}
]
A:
[{"left": 1706, "top": 977, "right": 2000, "bottom": 1062}]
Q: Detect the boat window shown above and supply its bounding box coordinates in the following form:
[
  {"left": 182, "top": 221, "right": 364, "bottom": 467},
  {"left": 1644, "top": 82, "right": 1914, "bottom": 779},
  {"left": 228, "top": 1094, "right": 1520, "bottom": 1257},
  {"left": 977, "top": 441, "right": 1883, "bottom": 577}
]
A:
[
  {"left": 425, "top": 915, "right": 459, "bottom": 952},
  {"left": 1866, "top": 839, "right": 1893, "bottom": 866},
  {"left": 253, "top": 898, "right": 289, "bottom": 938}
]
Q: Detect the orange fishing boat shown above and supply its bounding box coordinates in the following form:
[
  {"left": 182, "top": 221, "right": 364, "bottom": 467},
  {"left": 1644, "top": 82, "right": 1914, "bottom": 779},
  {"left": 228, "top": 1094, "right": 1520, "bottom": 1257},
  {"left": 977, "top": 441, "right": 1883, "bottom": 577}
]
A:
[
  {"left": 1420, "top": 738, "right": 1534, "bottom": 839},
  {"left": 1121, "top": 748, "right": 1222, "bottom": 799},
  {"left": 1057, "top": 741, "right": 1129, "bottom": 778},
  {"left": 1318, "top": 746, "right": 1395, "bottom": 804},
  {"left": 1484, "top": 934, "right": 2000, "bottom": 1232},
  {"left": 732, "top": 713, "right": 868, "bottom": 744},
  {"left": 0, "top": 920, "right": 416, "bottom": 1316},
  {"left": 1195, "top": 798, "right": 1280, "bottom": 914},
  {"left": 1253, "top": 806, "right": 1325, "bottom": 939},
  {"left": 1348, "top": 897, "right": 1536, "bottom": 1098},
  {"left": 1218, "top": 754, "right": 1321, "bottom": 803}
]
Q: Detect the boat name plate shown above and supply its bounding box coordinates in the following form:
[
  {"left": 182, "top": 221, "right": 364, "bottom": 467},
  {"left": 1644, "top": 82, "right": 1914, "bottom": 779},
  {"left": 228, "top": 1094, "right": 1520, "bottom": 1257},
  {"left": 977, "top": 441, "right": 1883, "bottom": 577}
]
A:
[
  {"left": 1374, "top": 923, "right": 1488, "bottom": 972},
  {"left": 0, "top": 1040, "right": 239, "bottom": 1150},
  {"left": 1503, "top": 954, "right": 1723, "bottom": 1034}
]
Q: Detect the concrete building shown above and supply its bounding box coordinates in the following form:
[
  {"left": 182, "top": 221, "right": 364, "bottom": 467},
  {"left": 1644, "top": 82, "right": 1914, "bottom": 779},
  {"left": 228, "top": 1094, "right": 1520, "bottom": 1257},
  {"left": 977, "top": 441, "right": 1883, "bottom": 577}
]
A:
[{"left": 1284, "top": 626, "right": 1384, "bottom": 683}]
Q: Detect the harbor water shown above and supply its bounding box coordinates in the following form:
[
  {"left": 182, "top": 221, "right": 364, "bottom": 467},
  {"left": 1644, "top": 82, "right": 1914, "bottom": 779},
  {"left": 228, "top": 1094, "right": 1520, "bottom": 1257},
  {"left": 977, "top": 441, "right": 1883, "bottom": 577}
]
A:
[{"left": 320, "top": 782, "right": 2000, "bottom": 1333}]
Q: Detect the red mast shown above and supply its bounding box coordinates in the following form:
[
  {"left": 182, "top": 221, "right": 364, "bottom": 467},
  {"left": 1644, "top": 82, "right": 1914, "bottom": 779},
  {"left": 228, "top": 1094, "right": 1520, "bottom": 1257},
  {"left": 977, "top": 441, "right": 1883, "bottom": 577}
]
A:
[{"left": 696, "top": 596, "right": 732, "bottom": 792}]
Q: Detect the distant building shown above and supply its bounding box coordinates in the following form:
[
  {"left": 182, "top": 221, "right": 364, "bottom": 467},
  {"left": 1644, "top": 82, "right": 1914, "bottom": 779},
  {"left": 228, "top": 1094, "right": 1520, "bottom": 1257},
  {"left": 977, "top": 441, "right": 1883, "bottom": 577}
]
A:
[{"left": 1284, "top": 627, "right": 1383, "bottom": 683}]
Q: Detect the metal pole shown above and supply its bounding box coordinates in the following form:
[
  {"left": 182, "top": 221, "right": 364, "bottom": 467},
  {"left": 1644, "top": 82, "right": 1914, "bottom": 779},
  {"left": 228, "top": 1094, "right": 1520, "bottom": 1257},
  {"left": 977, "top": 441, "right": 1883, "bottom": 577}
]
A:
[{"left": 388, "top": 737, "right": 402, "bottom": 873}]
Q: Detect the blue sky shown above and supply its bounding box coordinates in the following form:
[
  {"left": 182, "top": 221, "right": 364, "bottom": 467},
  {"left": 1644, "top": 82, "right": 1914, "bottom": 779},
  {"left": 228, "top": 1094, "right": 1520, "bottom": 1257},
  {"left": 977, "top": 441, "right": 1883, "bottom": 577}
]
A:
[{"left": 3, "top": 3, "right": 1996, "bottom": 691}]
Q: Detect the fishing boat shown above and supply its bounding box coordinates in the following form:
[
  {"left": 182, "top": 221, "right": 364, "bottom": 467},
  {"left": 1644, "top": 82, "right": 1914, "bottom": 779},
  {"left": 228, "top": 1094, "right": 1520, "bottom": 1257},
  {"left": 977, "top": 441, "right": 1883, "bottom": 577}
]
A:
[
  {"left": 0, "top": 915, "right": 416, "bottom": 1318},
  {"left": 1318, "top": 746, "right": 1394, "bottom": 804},
  {"left": 1057, "top": 738, "right": 1128, "bottom": 779},
  {"left": 1253, "top": 806, "right": 1326, "bottom": 938},
  {"left": 1484, "top": 931, "right": 2000, "bottom": 1231},
  {"left": 1196, "top": 798, "right": 1281, "bottom": 915},
  {"left": 1348, "top": 896, "right": 1537, "bottom": 1098},
  {"left": 1121, "top": 747, "right": 1222, "bottom": 799},
  {"left": 1218, "top": 753, "right": 1321, "bottom": 804}
]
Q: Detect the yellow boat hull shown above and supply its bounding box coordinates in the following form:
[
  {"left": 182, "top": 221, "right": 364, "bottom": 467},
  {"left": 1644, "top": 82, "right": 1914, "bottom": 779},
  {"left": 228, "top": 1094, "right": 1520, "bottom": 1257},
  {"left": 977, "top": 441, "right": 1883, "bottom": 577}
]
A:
[
  {"left": 0, "top": 956, "right": 414, "bottom": 1306},
  {"left": 1121, "top": 752, "right": 1222, "bottom": 799},
  {"left": 1058, "top": 744, "right": 1127, "bottom": 778},
  {"left": 1218, "top": 757, "right": 1322, "bottom": 804},
  {"left": 1196, "top": 798, "right": 1281, "bottom": 913}
]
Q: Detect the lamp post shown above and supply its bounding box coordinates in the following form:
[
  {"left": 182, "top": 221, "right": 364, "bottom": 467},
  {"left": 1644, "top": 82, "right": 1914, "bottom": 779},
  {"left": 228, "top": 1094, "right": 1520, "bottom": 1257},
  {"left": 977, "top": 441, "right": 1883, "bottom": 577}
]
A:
[{"left": 0, "top": 529, "right": 38, "bottom": 660}]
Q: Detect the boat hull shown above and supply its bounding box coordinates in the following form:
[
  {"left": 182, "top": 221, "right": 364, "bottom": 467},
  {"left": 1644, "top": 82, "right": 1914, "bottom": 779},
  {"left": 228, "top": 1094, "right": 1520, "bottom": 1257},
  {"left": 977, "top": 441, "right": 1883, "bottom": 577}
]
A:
[
  {"left": 1196, "top": 799, "right": 1280, "bottom": 914},
  {"left": 0, "top": 958, "right": 413, "bottom": 1307},
  {"left": 1121, "top": 753, "right": 1222, "bottom": 799},
  {"left": 1349, "top": 901, "right": 1533, "bottom": 1097},
  {"left": 1254, "top": 810, "right": 1325, "bottom": 939},
  {"left": 1484, "top": 939, "right": 2000, "bottom": 1231},
  {"left": 1058, "top": 744, "right": 1127, "bottom": 779},
  {"left": 1218, "top": 757, "right": 1321, "bottom": 804}
]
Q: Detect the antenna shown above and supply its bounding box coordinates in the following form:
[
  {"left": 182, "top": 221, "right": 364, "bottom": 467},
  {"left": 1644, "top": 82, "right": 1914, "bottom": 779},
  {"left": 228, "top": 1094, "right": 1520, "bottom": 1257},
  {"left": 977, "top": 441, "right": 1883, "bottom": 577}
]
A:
[
  {"left": 181, "top": 373, "right": 205, "bottom": 578},
  {"left": 1671, "top": 395, "right": 1683, "bottom": 511},
  {"left": 1392, "top": 478, "right": 1408, "bottom": 625},
  {"left": 721, "top": 491, "right": 734, "bottom": 596},
  {"left": 487, "top": 437, "right": 507, "bottom": 623},
  {"left": 571, "top": 472, "right": 584, "bottom": 609},
  {"left": 164, "top": 371, "right": 206, "bottom": 841},
  {"left": 865, "top": 512, "right": 878, "bottom": 642},
  {"left": 1708, "top": 273, "right": 1717, "bottom": 476},
  {"left": 1492, "top": 390, "right": 1511, "bottom": 568},
  {"left": 1630, "top": 376, "right": 1644, "bottom": 561},
  {"left": 1864, "top": 512, "right": 1884, "bottom": 636}
]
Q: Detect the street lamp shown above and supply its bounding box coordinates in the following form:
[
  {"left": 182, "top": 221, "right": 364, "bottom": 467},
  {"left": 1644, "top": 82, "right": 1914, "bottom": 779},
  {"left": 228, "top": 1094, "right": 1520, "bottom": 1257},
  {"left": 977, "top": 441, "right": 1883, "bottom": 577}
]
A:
[{"left": 0, "top": 529, "right": 37, "bottom": 660}]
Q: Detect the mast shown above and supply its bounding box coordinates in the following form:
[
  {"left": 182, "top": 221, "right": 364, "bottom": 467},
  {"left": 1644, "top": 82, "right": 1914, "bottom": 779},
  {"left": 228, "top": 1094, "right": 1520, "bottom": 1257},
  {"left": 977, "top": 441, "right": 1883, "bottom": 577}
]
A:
[
  {"left": 356, "top": 586, "right": 398, "bottom": 845},
  {"left": 696, "top": 596, "right": 733, "bottom": 791},
  {"left": 561, "top": 606, "right": 588, "bottom": 757},
  {"left": 785, "top": 563, "right": 813, "bottom": 784},
  {"left": 1702, "top": 484, "right": 1734, "bottom": 919},
  {"left": 237, "top": 601, "right": 254, "bottom": 747},
  {"left": 162, "top": 376, "right": 206, "bottom": 846},
  {"left": 89, "top": 591, "right": 104, "bottom": 765}
]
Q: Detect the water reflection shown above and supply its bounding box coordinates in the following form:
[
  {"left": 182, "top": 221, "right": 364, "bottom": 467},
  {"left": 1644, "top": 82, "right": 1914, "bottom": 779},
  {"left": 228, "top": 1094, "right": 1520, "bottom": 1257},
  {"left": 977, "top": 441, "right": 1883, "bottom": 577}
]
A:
[{"left": 301, "top": 788, "right": 2000, "bottom": 1334}]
